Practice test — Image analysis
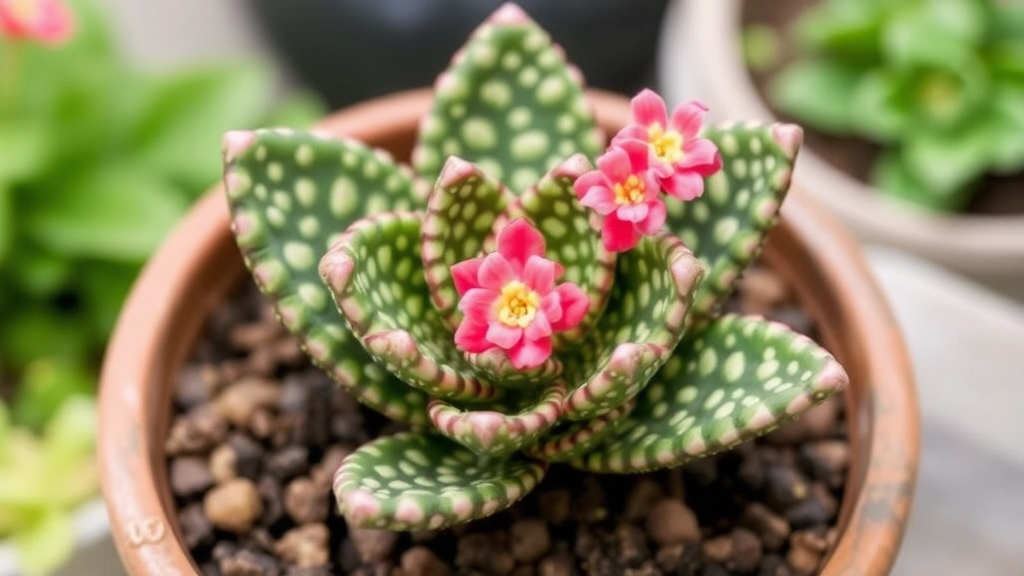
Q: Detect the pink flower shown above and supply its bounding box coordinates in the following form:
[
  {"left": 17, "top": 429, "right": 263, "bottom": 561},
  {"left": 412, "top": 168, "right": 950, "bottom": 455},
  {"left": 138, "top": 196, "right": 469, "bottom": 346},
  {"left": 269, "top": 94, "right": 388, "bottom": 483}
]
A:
[
  {"left": 451, "top": 219, "right": 590, "bottom": 370},
  {"left": 613, "top": 89, "right": 722, "bottom": 201},
  {"left": 0, "top": 0, "right": 74, "bottom": 45},
  {"left": 573, "top": 139, "right": 667, "bottom": 253}
]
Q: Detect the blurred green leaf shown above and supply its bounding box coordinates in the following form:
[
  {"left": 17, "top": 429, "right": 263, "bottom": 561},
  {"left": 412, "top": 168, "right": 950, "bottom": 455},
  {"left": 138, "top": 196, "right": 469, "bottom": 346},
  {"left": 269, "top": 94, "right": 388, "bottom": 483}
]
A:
[
  {"left": 882, "top": 0, "right": 986, "bottom": 69},
  {"left": 0, "top": 186, "right": 11, "bottom": 265},
  {"left": 25, "top": 165, "right": 189, "bottom": 262},
  {"left": 794, "top": 0, "right": 889, "bottom": 59},
  {"left": 850, "top": 70, "right": 910, "bottom": 142},
  {"left": 872, "top": 150, "right": 973, "bottom": 212},
  {"left": 12, "top": 508, "right": 74, "bottom": 576},
  {"left": 0, "top": 120, "right": 50, "bottom": 184},
  {"left": 903, "top": 133, "right": 988, "bottom": 195},
  {"left": 770, "top": 60, "right": 861, "bottom": 133},
  {"left": 262, "top": 92, "right": 325, "bottom": 129},
  {"left": 12, "top": 360, "right": 94, "bottom": 430},
  {"left": 0, "top": 307, "right": 91, "bottom": 367},
  {"left": 3, "top": 242, "right": 74, "bottom": 298},
  {"left": 79, "top": 261, "right": 139, "bottom": 343},
  {"left": 742, "top": 24, "right": 783, "bottom": 72}
]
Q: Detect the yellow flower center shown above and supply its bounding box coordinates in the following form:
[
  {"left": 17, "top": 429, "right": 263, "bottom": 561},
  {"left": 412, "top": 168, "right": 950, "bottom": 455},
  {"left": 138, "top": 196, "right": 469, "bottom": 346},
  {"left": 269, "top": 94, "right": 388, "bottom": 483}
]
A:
[
  {"left": 496, "top": 281, "right": 540, "bottom": 328},
  {"left": 8, "top": 0, "right": 40, "bottom": 21},
  {"left": 613, "top": 174, "right": 647, "bottom": 206},
  {"left": 647, "top": 124, "right": 685, "bottom": 164}
]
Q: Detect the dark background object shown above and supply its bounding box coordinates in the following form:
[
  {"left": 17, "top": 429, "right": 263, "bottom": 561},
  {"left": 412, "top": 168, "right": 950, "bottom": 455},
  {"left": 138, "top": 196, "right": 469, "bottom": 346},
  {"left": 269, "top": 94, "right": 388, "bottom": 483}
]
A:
[{"left": 246, "top": 0, "right": 671, "bottom": 108}]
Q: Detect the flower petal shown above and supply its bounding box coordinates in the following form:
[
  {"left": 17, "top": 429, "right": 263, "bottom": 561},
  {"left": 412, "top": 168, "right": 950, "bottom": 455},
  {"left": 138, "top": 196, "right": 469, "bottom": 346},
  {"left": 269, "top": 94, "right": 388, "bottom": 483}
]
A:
[
  {"left": 619, "top": 139, "right": 651, "bottom": 173},
  {"left": 525, "top": 310, "right": 553, "bottom": 341},
  {"left": 579, "top": 185, "right": 618, "bottom": 215},
  {"left": 601, "top": 212, "right": 642, "bottom": 252},
  {"left": 670, "top": 100, "right": 709, "bottom": 139},
  {"left": 486, "top": 322, "right": 523, "bottom": 350},
  {"left": 610, "top": 125, "right": 650, "bottom": 146},
  {"left": 680, "top": 138, "right": 723, "bottom": 174},
  {"left": 631, "top": 89, "right": 668, "bottom": 128},
  {"left": 523, "top": 255, "right": 556, "bottom": 294},
  {"left": 541, "top": 291, "right": 564, "bottom": 324},
  {"left": 458, "top": 287, "right": 498, "bottom": 320},
  {"left": 662, "top": 171, "right": 705, "bottom": 201},
  {"left": 550, "top": 284, "right": 589, "bottom": 332},
  {"left": 596, "top": 147, "right": 632, "bottom": 182},
  {"left": 573, "top": 171, "right": 608, "bottom": 198},
  {"left": 496, "top": 218, "right": 546, "bottom": 270},
  {"left": 509, "top": 336, "right": 553, "bottom": 370},
  {"left": 450, "top": 257, "right": 484, "bottom": 296},
  {"left": 478, "top": 252, "right": 517, "bottom": 290},
  {"left": 616, "top": 202, "right": 650, "bottom": 223},
  {"left": 454, "top": 319, "right": 491, "bottom": 354},
  {"left": 638, "top": 200, "right": 667, "bottom": 235}
]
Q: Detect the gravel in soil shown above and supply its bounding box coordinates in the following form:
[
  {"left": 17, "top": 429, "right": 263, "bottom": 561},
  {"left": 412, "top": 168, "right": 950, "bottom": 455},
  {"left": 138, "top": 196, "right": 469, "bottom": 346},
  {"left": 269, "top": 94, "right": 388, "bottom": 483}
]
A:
[{"left": 167, "top": 268, "right": 847, "bottom": 576}]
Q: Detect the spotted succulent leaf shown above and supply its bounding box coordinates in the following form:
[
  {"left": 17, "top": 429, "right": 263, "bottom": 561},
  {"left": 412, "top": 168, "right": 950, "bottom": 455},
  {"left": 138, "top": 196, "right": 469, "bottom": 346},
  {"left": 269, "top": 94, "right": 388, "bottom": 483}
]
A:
[
  {"left": 335, "top": 432, "right": 546, "bottom": 530},
  {"left": 526, "top": 398, "right": 635, "bottom": 462},
  {"left": 561, "top": 233, "right": 704, "bottom": 421},
  {"left": 429, "top": 380, "right": 567, "bottom": 456},
  {"left": 320, "top": 212, "right": 499, "bottom": 404},
  {"left": 504, "top": 154, "right": 615, "bottom": 345},
  {"left": 223, "top": 129, "right": 431, "bottom": 426},
  {"left": 412, "top": 3, "right": 603, "bottom": 192},
  {"left": 666, "top": 123, "right": 801, "bottom": 322},
  {"left": 569, "top": 314, "right": 848, "bottom": 473},
  {"left": 422, "top": 157, "right": 515, "bottom": 331}
]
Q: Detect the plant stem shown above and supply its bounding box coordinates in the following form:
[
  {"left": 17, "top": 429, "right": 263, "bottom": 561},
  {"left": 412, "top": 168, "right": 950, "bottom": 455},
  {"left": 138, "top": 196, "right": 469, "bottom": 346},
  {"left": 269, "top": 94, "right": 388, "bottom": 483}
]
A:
[{"left": 1, "top": 41, "right": 23, "bottom": 115}]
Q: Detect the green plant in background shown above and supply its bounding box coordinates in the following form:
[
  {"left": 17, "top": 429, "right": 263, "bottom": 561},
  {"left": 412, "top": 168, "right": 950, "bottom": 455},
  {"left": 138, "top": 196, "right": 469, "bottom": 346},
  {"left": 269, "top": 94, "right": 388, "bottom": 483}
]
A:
[
  {"left": 0, "top": 0, "right": 321, "bottom": 571},
  {"left": 768, "top": 0, "right": 1024, "bottom": 211},
  {"left": 223, "top": 4, "right": 848, "bottom": 531}
]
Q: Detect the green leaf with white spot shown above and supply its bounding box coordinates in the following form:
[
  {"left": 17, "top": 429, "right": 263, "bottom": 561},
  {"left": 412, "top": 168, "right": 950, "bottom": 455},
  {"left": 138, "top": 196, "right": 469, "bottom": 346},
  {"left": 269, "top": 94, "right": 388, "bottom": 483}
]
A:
[
  {"left": 320, "top": 212, "right": 499, "bottom": 404},
  {"left": 510, "top": 154, "right": 615, "bottom": 345},
  {"left": 334, "top": 432, "right": 546, "bottom": 530},
  {"left": 569, "top": 314, "right": 848, "bottom": 473},
  {"left": 429, "top": 380, "right": 567, "bottom": 457},
  {"left": 527, "top": 398, "right": 635, "bottom": 462},
  {"left": 412, "top": 4, "right": 602, "bottom": 192},
  {"left": 560, "top": 233, "right": 703, "bottom": 421},
  {"left": 224, "top": 129, "right": 432, "bottom": 426},
  {"left": 666, "top": 122, "right": 800, "bottom": 323},
  {"left": 422, "top": 157, "right": 515, "bottom": 330}
]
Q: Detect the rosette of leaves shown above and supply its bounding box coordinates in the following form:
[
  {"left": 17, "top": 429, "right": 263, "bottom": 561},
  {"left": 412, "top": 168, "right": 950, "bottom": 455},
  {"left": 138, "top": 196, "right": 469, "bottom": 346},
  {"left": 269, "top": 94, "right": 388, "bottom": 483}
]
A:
[
  {"left": 769, "top": 0, "right": 1024, "bottom": 211},
  {"left": 223, "top": 3, "right": 848, "bottom": 531}
]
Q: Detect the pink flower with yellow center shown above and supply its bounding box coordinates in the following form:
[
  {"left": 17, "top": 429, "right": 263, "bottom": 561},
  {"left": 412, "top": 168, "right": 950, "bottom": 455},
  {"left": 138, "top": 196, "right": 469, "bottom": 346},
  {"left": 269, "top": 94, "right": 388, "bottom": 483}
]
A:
[
  {"left": 613, "top": 89, "right": 722, "bottom": 201},
  {"left": 451, "top": 219, "right": 590, "bottom": 370},
  {"left": 573, "top": 139, "right": 666, "bottom": 253},
  {"left": 0, "top": 0, "right": 73, "bottom": 44}
]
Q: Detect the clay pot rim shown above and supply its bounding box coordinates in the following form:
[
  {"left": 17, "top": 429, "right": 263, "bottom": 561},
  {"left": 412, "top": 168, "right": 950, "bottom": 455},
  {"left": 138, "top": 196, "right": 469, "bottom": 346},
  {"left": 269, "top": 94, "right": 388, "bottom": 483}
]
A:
[
  {"left": 98, "top": 88, "right": 919, "bottom": 576},
  {"left": 679, "top": 0, "right": 1024, "bottom": 274}
]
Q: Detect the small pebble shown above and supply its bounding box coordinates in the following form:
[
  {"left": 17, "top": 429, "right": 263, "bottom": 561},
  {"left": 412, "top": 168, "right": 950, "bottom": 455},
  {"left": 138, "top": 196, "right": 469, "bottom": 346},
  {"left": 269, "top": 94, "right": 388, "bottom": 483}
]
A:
[
  {"left": 178, "top": 503, "right": 213, "bottom": 549},
  {"left": 220, "top": 548, "right": 280, "bottom": 576},
  {"left": 801, "top": 440, "right": 849, "bottom": 489},
  {"left": 759, "top": 554, "right": 792, "bottom": 576},
  {"left": 275, "top": 524, "right": 330, "bottom": 568},
  {"left": 645, "top": 499, "right": 700, "bottom": 545},
  {"left": 400, "top": 546, "right": 450, "bottom": 576},
  {"left": 284, "top": 477, "right": 329, "bottom": 524},
  {"left": 258, "top": 475, "right": 285, "bottom": 526},
  {"left": 204, "top": 478, "right": 264, "bottom": 534},
  {"left": 311, "top": 445, "right": 351, "bottom": 490},
  {"left": 624, "top": 478, "right": 664, "bottom": 521},
  {"left": 740, "top": 268, "right": 789, "bottom": 316},
  {"left": 228, "top": 321, "right": 282, "bottom": 351},
  {"left": 215, "top": 377, "right": 281, "bottom": 428},
  {"left": 284, "top": 567, "right": 332, "bottom": 576},
  {"left": 510, "top": 519, "right": 551, "bottom": 563},
  {"left": 350, "top": 528, "right": 399, "bottom": 563},
  {"left": 165, "top": 406, "right": 227, "bottom": 456},
  {"left": 228, "top": 433, "right": 264, "bottom": 479},
  {"left": 175, "top": 363, "right": 219, "bottom": 409},
  {"left": 537, "top": 488, "right": 571, "bottom": 525},
  {"left": 538, "top": 552, "right": 576, "bottom": 576},
  {"left": 455, "top": 533, "right": 515, "bottom": 576},
  {"left": 655, "top": 543, "right": 701, "bottom": 574},
  {"left": 170, "top": 456, "right": 215, "bottom": 497},
  {"left": 730, "top": 528, "right": 764, "bottom": 573},
  {"left": 740, "top": 503, "right": 791, "bottom": 551},
  {"left": 616, "top": 523, "right": 651, "bottom": 567},
  {"left": 786, "top": 530, "right": 828, "bottom": 576},
  {"left": 765, "top": 464, "right": 810, "bottom": 513},
  {"left": 209, "top": 443, "right": 238, "bottom": 484}
]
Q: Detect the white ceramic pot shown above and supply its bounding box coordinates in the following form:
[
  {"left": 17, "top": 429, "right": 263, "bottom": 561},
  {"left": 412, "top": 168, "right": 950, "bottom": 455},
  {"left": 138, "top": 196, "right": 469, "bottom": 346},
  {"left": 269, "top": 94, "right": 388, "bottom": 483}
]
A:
[
  {"left": 0, "top": 499, "right": 124, "bottom": 576},
  {"left": 657, "top": 0, "right": 1024, "bottom": 298}
]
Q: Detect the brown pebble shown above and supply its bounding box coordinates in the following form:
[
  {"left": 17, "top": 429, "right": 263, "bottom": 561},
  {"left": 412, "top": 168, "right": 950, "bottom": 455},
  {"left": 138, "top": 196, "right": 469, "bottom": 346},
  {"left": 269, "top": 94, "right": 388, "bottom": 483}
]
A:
[
  {"left": 730, "top": 528, "right": 763, "bottom": 573},
  {"left": 765, "top": 464, "right": 810, "bottom": 513},
  {"left": 538, "top": 552, "right": 577, "bottom": 576},
  {"left": 220, "top": 548, "right": 280, "bottom": 576},
  {"left": 266, "top": 446, "right": 310, "bottom": 480},
  {"left": 169, "top": 456, "right": 214, "bottom": 497},
  {"left": 455, "top": 532, "right": 515, "bottom": 575},
  {"left": 229, "top": 433, "right": 264, "bottom": 480},
  {"left": 786, "top": 530, "right": 828, "bottom": 576},
  {"left": 760, "top": 554, "right": 793, "bottom": 576},
  {"left": 768, "top": 400, "right": 837, "bottom": 445},
  {"left": 616, "top": 522, "right": 650, "bottom": 566},
  {"left": 229, "top": 321, "right": 282, "bottom": 351},
  {"left": 654, "top": 543, "right": 700, "bottom": 574},
  {"left": 801, "top": 440, "right": 849, "bottom": 489},
  {"left": 215, "top": 377, "right": 281, "bottom": 428},
  {"left": 740, "top": 268, "right": 790, "bottom": 316},
  {"left": 210, "top": 443, "right": 238, "bottom": 483},
  {"left": 702, "top": 534, "right": 732, "bottom": 564},
  {"left": 175, "top": 364, "right": 220, "bottom": 409},
  {"left": 165, "top": 406, "right": 228, "bottom": 456},
  {"left": 275, "top": 524, "right": 330, "bottom": 568},
  {"left": 645, "top": 498, "right": 700, "bottom": 545},
  {"left": 284, "top": 477, "right": 329, "bottom": 524},
  {"left": 739, "top": 502, "right": 791, "bottom": 551},
  {"left": 510, "top": 519, "right": 551, "bottom": 563},
  {"left": 624, "top": 478, "right": 664, "bottom": 521},
  {"left": 258, "top": 475, "right": 285, "bottom": 526},
  {"left": 204, "top": 478, "right": 264, "bottom": 534},
  {"left": 788, "top": 483, "right": 837, "bottom": 528},
  {"left": 537, "top": 488, "right": 571, "bottom": 525},
  {"left": 177, "top": 503, "right": 212, "bottom": 549},
  {"left": 570, "top": 477, "right": 607, "bottom": 524},
  {"left": 284, "top": 567, "right": 332, "bottom": 576},
  {"left": 350, "top": 527, "right": 399, "bottom": 563},
  {"left": 250, "top": 408, "right": 276, "bottom": 439},
  {"left": 311, "top": 444, "right": 351, "bottom": 490},
  {"left": 400, "top": 546, "right": 450, "bottom": 576}
]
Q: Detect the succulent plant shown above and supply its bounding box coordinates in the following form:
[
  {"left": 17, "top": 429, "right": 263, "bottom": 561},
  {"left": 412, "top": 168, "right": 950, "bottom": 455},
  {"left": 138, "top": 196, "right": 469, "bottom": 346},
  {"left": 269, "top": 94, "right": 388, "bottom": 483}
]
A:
[
  {"left": 768, "top": 0, "right": 1024, "bottom": 211},
  {"left": 222, "top": 3, "right": 848, "bottom": 531}
]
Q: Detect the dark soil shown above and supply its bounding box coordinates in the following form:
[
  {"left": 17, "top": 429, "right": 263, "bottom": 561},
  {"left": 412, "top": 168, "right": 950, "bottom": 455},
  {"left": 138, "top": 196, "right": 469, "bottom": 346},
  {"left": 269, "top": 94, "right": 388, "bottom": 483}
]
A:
[
  {"left": 742, "top": 0, "right": 1024, "bottom": 216},
  {"left": 166, "top": 268, "right": 847, "bottom": 576}
]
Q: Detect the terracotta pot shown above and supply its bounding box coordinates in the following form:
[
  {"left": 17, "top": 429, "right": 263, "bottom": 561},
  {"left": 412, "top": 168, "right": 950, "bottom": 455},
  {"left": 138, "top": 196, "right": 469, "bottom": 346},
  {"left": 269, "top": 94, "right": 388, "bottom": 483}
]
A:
[
  {"left": 660, "top": 0, "right": 1024, "bottom": 298},
  {"left": 98, "top": 89, "right": 919, "bottom": 576}
]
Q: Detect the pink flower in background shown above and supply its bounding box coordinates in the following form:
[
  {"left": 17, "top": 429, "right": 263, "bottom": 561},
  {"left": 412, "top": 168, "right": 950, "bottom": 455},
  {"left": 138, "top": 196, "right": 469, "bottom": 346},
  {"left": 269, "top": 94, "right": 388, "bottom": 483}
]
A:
[
  {"left": 0, "top": 0, "right": 74, "bottom": 45},
  {"left": 451, "top": 219, "right": 589, "bottom": 370},
  {"left": 574, "top": 139, "right": 666, "bottom": 253},
  {"left": 613, "top": 89, "right": 722, "bottom": 201}
]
